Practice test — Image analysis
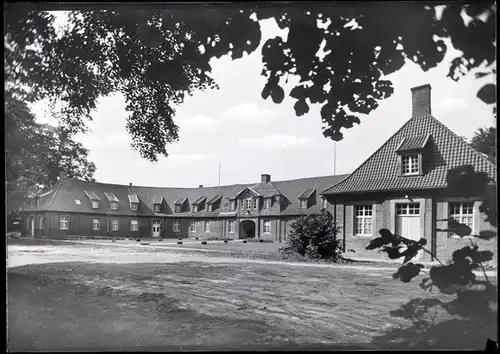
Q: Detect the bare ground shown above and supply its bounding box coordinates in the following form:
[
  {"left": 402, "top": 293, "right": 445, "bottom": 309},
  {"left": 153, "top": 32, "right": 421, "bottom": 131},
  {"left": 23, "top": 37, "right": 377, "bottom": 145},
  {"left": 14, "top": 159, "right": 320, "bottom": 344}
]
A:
[{"left": 7, "top": 240, "right": 498, "bottom": 351}]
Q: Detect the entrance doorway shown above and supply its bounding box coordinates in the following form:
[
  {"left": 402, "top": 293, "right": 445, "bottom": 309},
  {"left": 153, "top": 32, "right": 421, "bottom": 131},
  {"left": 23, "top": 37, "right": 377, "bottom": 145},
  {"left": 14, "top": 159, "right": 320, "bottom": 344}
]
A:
[
  {"left": 239, "top": 220, "right": 256, "bottom": 239},
  {"left": 395, "top": 203, "right": 422, "bottom": 261},
  {"left": 152, "top": 220, "right": 161, "bottom": 238}
]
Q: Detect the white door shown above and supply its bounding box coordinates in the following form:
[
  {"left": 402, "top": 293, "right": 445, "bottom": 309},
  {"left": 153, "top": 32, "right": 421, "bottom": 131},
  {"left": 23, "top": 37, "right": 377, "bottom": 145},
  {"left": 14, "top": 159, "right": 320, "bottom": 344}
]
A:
[
  {"left": 395, "top": 203, "right": 422, "bottom": 261},
  {"left": 152, "top": 220, "right": 161, "bottom": 237},
  {"left": 30, "top": 217, "right": 35, "bottom": 237}
]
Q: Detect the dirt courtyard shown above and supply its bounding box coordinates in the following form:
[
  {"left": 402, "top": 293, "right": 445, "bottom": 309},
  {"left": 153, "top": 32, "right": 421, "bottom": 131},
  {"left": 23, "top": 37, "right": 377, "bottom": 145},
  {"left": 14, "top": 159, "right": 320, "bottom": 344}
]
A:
[{"left": 7, "top": 240, "right": 498, "bottom": 351}]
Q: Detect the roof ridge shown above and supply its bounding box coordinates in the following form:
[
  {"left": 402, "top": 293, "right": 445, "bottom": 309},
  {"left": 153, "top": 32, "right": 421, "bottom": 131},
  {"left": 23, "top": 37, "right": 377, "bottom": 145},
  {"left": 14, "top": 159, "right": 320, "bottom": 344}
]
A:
[{"left": 321, "top": 115, "right": 421, "bottom": 194}]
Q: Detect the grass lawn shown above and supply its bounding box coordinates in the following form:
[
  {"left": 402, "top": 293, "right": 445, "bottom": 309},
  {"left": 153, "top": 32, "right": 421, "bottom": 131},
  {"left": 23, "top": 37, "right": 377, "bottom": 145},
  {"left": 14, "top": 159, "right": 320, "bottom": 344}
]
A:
[{"left": 8, "top": 252, "right": 498, "bottom": 351}]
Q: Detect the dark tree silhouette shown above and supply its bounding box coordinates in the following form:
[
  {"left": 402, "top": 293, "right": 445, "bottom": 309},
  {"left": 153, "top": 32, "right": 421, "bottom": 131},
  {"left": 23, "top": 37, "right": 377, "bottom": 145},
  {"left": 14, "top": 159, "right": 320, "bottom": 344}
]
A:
[
  {"left": 4, "top": 3, "right": 496, "bottom": 161},
  {"left": 470, "top": 127, "right": 496, "bottom": 162}
]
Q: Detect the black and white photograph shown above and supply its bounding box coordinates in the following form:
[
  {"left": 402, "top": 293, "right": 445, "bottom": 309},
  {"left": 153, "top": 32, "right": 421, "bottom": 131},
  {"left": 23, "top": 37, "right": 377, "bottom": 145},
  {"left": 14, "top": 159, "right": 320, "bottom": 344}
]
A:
[{"left": 5, "top": 1, "right": 497, "bottom": 351}]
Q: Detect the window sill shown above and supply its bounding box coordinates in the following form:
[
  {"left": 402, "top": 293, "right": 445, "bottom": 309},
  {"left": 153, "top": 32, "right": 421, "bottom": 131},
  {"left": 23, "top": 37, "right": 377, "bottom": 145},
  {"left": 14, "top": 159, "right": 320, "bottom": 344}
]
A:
[{"left": 354, "top": 234, "right": 374, "bottom": 237}]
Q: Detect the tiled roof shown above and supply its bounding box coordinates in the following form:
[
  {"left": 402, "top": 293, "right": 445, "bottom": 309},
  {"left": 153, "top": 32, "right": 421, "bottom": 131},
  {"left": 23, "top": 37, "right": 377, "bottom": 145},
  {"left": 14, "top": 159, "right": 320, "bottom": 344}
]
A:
[
  {"left": 395, "top": 134, "right": 430, "bottom": 153},
  {"left": 207, "top": 195, "right": 222, "bottom": 204},
  {"left": 323, "top": 114, "right": 497, "bottom": 195},
  {"left": 298, "top": 188, "right": 315, "bottom": 199},
  {"left": 250, "top": 182, "right": 282, "bottom": 197},
  {"left": 22, "top": 174, "right": 348, "bottom": 217}
]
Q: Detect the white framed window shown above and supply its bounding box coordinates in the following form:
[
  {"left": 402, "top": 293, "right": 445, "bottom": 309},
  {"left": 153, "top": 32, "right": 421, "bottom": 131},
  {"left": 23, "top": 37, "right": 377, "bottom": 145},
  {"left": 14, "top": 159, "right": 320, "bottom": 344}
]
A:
[
  {"left": 130, "top": 202, "right": 138, "bottom": 211},
  {"left": 92, "top": 218, "right": 100, "bottom": 231},
  {"left": 230, "top": 200, "right": 236, "bottom": 211},
  {"left": 111, "top": 219, "right": 119, "bottom": 231},
  {"left": 75, "top": 199, "right": 81, "bottom": 205},
  {"left": 175, "top": 204, "right": 181, "bottom": 213},
  {"left": 449, "top": 202, "right": 474, "bottom": 236},
  {"left": 299, "top": 199, "right": 307, "bottom": 209},
  {"left": 110, "top": 201, "right": 118, "bottom": 210},
  {"left": 36, "top": 198, "right": 40, "bottom": 207},
  {"left": 228, "top": 220, "right": 235, "bottom": 233},
  {"left": 92, "top": 201, "right": 99, "bottom": 209},
  {"left": 246, "top": 198, "right": 252, "bottom": 210},
  {"left": 153, "top": 204, "right": 160, "bottom": 212},
  {"left": 263, "top": 220, "right": 271, "bottom": 233},
  {"left": 396, "top": 203, "right": 420, "bottom": 215},
  {"left": 207, "top": 204, "right": 212, "bottom": 212},
  {"left": 253, "top": 198, "right": 257, "bottom": 209},
  {"left": 204, "top": 220, "right": 210, "bottom": 233},
  {"left": 264, "top": 198, "right": 271, "bottom": 209},
  {"left": 173, "top": 220, "right": 180, "bottom": 232},
  {"left": 239, "top": 200, "right": 244, "bottom": 210},
  {"left": 354, "top": 205, "right": 373, "bottom": 236},
  {"left": 402, "top": 154, "right": 419, "bottom": 175},
  {"left": 38, "top": 216, "right": 44, "bottom": 230},
  {"left": 321, "top": 196, "right": 328, "bottom": 209},
  {"left": 193, "top": 205, "right": 198, "bottom": 213},
  {"left": 130, "top": 220, "right": 139, "bottom": 231},
  {"left": 60, "top": 216, "right": 69, "bottom": 230},
  {"left": 189, "top": 221, "right": 196, "bottom": 232}
]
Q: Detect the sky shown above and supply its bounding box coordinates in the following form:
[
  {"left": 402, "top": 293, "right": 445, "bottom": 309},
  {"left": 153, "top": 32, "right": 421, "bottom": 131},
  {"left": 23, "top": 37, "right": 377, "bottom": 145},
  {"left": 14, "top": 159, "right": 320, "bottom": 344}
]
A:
[{"left": 30, "top": 13, "right": 496, "bottom": 188}]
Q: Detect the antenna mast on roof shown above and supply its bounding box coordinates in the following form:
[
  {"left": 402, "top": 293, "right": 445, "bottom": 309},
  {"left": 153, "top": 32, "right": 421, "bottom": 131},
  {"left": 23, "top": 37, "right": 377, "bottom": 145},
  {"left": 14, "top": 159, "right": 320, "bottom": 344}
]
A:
[{"left": 218, "top": 159, "right": 221, "bottom": 187}]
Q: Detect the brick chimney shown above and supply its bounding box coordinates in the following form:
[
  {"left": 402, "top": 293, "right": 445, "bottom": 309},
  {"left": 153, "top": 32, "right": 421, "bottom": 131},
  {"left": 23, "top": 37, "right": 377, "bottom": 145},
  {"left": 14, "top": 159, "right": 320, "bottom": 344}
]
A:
[
  {"left": 199, "top": 185, "right": 203, "bottom": 188},
  {"left": 261, "top": 174, "right": 271, "bottom": 183},
  {"left": 411, "top": 84, "right": 432, "bottom": 117}
]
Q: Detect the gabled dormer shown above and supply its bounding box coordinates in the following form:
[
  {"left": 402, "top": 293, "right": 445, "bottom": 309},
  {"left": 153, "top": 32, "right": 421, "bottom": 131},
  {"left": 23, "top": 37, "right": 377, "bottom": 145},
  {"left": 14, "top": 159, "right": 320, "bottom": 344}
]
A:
[
  {"left": 297, "top": 188, "right": 315, "bottom": 209},
  {"left": 84, "top": 190, "right": 101, "bottom": 209},
  {"left": 174, "top": 196, "right": 187, "bottom": 213},
  {"left": 104, "top": 192, "right": 119, "bottom": 210},
  {"left": 235, "top": 187, "right": 261, "bottom": 212},
  {"left": 152, "top": 196, "right": 163, "bottom": 213},
  {"left": 395, "top": 133, "right": 431, "bottom": 177},
  {"left": 128, "top": 194, "right": 139, "bottom": 211},
  {"left": 207, "top": 195, "right": 222, "bottom": 212},
  {"left": 192, "top": 196, "right": 206, "bottom": 213}
]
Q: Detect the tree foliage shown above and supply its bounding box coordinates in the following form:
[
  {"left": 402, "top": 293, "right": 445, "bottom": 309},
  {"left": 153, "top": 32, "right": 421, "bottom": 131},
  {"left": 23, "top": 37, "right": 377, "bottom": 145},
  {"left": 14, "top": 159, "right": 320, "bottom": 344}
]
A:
[
  {"left": 6, "top": 91, "right": 96, "bottom": 214},
  {"left": 4, "top": 3, "right": 496, "bottom": 161},
  {"left": 469, "top": 127, "right": 496, "bottom": 162},
  {"left": 280, "top": 210, "right": 343, "bottom": 261}
]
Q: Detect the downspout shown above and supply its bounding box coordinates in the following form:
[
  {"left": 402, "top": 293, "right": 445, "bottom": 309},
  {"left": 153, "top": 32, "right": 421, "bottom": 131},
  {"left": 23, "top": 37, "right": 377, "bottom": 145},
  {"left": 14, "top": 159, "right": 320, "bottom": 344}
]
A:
[{"left": 342, "top": 198, "right": 346, "bottom": 253}]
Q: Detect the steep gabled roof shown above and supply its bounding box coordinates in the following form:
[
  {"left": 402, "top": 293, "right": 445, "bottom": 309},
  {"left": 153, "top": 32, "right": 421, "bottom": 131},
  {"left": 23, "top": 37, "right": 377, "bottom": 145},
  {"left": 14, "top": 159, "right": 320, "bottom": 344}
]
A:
[
  {"left": 297, "top": 188, "right": 315, "bottom": 199},
  {"left": 104, "top": 192, "right": 119, "bottom": 202},
  {"left": 192, "top": 196, "right": 207, "bottom": 205},
  {"left": 250, "top": 181, "right": 282, "bottom": 198},
  {"left": 234, "top": 186, "right": 261, "bottom": 198},
  {"left": 207, "top": 195, "right": 222, "bottom": 204},
  {"left": 128, "top": 194, "right": 139, "bottom": 203},
  {"left": 323, "top": 114, "right": 497, "bottom": 195},
  {"left": 175, "top": 196, "right": 188, "bottom": 205},
  {"left": 84, "top": 190, "right": 100, "bottom": 201},
  {"left": 152, "top": 196, "right": 164, "bottom": 204}
]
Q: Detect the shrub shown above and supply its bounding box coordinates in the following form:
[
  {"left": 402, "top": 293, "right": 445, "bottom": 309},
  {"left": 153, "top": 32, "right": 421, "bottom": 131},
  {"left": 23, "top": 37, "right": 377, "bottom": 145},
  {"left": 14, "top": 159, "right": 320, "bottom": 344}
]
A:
[
  {"left": 280, "top": 209, "right": 343, "bottom": 262},
  {"left": 224, "top": 240, "right": 228, "bottom": 244},
  {"left": 177, "top": 241, "right": 183, "bottom": 245},
  {"left": 178, "top": 237, "right": 182, "bottom": 240},
  {"left": 242, "top": 240, "right": 247, "bottom": 243},
  {"left": 201, "top": 241, "right": 207, "bottom": 245}
]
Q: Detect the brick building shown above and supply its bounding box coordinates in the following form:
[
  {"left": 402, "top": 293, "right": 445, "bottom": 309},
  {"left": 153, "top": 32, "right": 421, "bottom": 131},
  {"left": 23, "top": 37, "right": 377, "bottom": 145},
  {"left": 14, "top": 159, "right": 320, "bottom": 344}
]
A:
[{"left": 322, "top": 84, "right": 497, "bottom": 263}]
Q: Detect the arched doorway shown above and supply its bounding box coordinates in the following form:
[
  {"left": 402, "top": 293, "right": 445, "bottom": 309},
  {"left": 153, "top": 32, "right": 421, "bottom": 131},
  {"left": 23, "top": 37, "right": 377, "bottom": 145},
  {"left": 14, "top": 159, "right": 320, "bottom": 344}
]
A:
[{"left": 239, "top": 220, "right": 256, "bottom": 239}]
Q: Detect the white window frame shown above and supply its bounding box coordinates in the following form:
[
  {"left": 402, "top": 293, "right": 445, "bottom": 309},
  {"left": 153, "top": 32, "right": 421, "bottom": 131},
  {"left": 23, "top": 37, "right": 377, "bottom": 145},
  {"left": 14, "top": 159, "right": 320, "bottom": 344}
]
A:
[
  {"left": 239, "top": 200, "right": 244, "bottom": 210},
  {"left": 111, "top": 219, "right": 119, "bottom": 231},
  {"left": 263, "top": 220, "right": 271, "bottom": 233},
  {"left": 173, "top": 220, "right": 180, "bottom": 232},
  {"left": 110, "top": 201, "right": 118, "bottom": 210},
  {"left": 204, "top": 220, "right": 210, "bottom": 233},
  {"left": 189, "top": 221, "right": 196, "bottom": 232},
  {"left": 75, "top": 199, "right": 81, "bottom": 205},
  {"left": 92, "top": 200, "right": 99, "bottom": 209},
  {"left": 354, "top": 205, "right": 373, "bottom": 236},
  {"left": 130, "top": 202, "right": 138, "bottom": 211},
  {"left": 207, "top": 204, "right": 212, "bottom": 212},
  {"left": 153, "top": 204, "right": 160, "bottom": 212},
  {"left": 396, "top": 203, "right": 420, "bottom": 216},
  {"left": 175, "top": 204, "right": 181, "bottom": 213},
  {"left": 299, "top": 199, "right": 307, "bottom": 209},
  {"left": 264, "top": 198, "right": 271, "bottom": 209},
  {"left": 38, "top": 215, "right": 44, "bottom": 230},
  {"left": 253, "top": 198, "right": 257, "bottom": 209},
  {"left": 92, "top": 218, "right": 100, "bottom": 231},
  {"left": 193, "top": 204, "right": 198, "bottom": 213},
  {"left": 130, "top": 220, "right": 139, "bottom": 231},
  {"left": 228, "top": 220, "right": 235, "bottom": 233},
  {"left": 449, "top": 202, "right": 475, "bottom": 238},
  {"left": 60, "top": 216, "right": 69, "bottom": 230},
  {"left": 246, "top": 198, "right": 252, "bottom": 210},
  {"left": 230, "top": 200, "right": 236, "bottom": 211},
  {"left": 402, "top": 154, "right": 419, "bottom": 175}
]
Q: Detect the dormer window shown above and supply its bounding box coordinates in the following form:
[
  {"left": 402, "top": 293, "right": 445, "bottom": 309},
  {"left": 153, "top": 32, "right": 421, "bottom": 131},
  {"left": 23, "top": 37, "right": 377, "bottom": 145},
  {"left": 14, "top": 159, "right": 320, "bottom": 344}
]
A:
[
  {"left": 84, "top": 190, "right": 101, "bottom": 209},
  {"left": 152, "top": 196, "right": 163, "bottom": 213},
  {"left": 402, "top": 154, "right": 419, "bottom": 175},
  {"left": 175, "top": 204, "right": 182, "bottom": 213},
  {"left": 246, "top": 198, "right": 252, "bottom": 210},
  {"left": 239, "top": 200, "right": 244, "bottom": 210},
  {"left": 153, "top": 204, "right": 160, "bottom": 212},
  {"left": 110, "top": 201, "right": 118, "bottom": 210},
  {"left": 130, "top": 203, "right": 138, "bottom": 211},
  {"left": 92, "top": 201, "right": 99, "bottom": 209},
  {"left": 105, "top": 192, "right": 119, "bottom": 210},
  {"left": 128, "top": 194, "right": 139, "bottom": 211},
  {"left": 264, "top": 198, "right": 271, "bottom": 209},
  {"left": 193, "top": 204, "right": 198, "bottom": 212},
  {"left": 299, "top": 199, "right": 307, "bottom": 209},
  {"left": 207, "top": 204, "right": 212, "bottom": 212},
  {"left": 253, "top": 198, "right": 258, "bottom": 209}
]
